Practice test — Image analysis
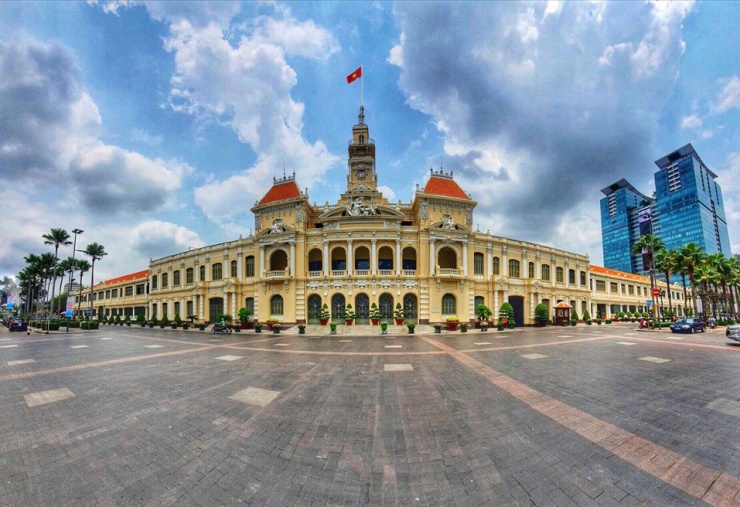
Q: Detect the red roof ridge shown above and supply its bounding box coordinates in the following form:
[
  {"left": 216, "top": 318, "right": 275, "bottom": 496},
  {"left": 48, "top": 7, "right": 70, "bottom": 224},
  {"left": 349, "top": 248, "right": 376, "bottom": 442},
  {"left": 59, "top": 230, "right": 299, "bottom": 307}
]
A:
[
  {"left": 259, "top": 180, "right": 301, "bottom": 205},
  {"left": 423, "top": 176, "right": 470, "bottom": 200},
  {"left": 101, "top": 269, "right": 150, "bottom": 286}
]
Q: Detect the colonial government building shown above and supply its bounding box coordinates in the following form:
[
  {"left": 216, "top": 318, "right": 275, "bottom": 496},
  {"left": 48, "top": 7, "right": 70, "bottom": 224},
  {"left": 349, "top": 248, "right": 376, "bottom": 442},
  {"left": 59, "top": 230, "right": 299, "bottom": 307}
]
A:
[{"left": 73, "top": 108, "right": 685, "bottom": 325}]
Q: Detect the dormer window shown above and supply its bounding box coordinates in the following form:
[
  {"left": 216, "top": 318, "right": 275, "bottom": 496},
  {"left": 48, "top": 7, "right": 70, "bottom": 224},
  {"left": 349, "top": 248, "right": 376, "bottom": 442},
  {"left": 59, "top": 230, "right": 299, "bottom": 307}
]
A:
[{"left": 359, "top": 134, "right": 364, "bottom": 144}]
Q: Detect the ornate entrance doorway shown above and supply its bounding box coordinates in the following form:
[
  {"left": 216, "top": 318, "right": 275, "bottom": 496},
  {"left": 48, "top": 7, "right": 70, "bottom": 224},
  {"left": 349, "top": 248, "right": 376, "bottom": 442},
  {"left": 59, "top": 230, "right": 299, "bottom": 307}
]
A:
[
  {"left": 403, "top": 294, "right": 417, "bottom": 323},
  {"left": 331, "top": 294, "right": 346, "bottom": 323},
  {"left": 355, "top": 294, "right": 369, "bottom": 324},
  {"left": 208, "top": 297, "right": 224, "bottom": 323},
  {"left": 379, "top": 293, "right": 393, "bottom": 323},
  {"left": 307, "top": 294, "right": 322, "bottom": 324}
]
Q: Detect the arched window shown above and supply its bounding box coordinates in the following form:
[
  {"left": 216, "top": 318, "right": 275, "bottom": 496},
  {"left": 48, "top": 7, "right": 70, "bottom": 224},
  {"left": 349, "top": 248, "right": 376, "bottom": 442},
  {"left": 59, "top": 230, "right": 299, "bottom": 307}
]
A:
[
  {"left": 493, "top": 257, "right": 500, "bottom": 275},
  {"left": 569, "top": 269, "right": 576, "bottom": 284},
  {"left": 438, "top": 247, "right": 456, "bottom": 269},
  {"left": 270, "top": 250, "right": 288, "bottom": 271},
  {"left": 378, "top": 246, "right": 393, "bottom": 271},
  {"left": 442, "top": 294, "right": 457, "bottom": 315},
  {"left": 230, "top": 260, "right": 237, "bottom": 278},
  {"left": 474, "top": 295, "right": 485, "bottom": 313},
  {"left": 245, "top": 297, "right": 254, "bottom": 316},
  {"left": 186, "top": 268, "right": 193, "bottom": 284},
  {"left": 528, "top": 262, "right": 534, "bottom": 279},
  {"left": 402, "top": 247, "right": 417, "bottom": 271},
  {"left": 355, "top": 246, "right": 370, "bottom": 271},
  {"left": 271, "top": 295, "right": 284, "bottom": 316},
  {"left": 161, "top": 273, "right": 168, "bottom": 288},
  {"left": 173, "top": 270, "right": 180, "bottom": 286},
  {"left": 212, "top": 263, "right": 222, "bottom": 281},
  {"left": 508, "top": 259, "right": 520, "bottom": 278},
  {"left": 541, "top": 264, "right": 550, "bottom": 281},
  {"left": 556, "top": 267, "right": 564, "bottom": 282},
  {"left": 331, "top": 247, "right": 347, "bottom": 272},
  {"left": 308, "top": 249, "right": 322, "bottom": 273},
  {"left": 245, "top": 256, "right": 255, "bottom": 277},
  {"left": 199, "top": 265, "right": 205, "bottom": 281},
  {"left": 474, "top": 253, "right": 484, "bottom": 275}
]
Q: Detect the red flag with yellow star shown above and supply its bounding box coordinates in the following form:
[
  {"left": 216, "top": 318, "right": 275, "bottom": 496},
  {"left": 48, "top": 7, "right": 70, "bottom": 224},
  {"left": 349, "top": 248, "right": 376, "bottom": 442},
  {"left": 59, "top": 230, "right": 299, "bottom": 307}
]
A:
[{"left": 346, "top": 66, "right": 362, "bottom": 84}]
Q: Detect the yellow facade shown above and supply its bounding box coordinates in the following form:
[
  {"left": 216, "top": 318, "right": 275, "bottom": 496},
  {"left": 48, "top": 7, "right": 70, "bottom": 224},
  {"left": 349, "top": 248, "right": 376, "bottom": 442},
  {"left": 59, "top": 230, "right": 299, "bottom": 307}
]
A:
[{"left": 76, "top": 109, "right": 685, "bottom": 325}]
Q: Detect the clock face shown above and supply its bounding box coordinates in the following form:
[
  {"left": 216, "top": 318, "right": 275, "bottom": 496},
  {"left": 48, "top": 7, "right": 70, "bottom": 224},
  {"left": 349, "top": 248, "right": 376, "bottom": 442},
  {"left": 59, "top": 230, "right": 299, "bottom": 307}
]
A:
[{"left": 357, "top": 170, "right": 366, "bottom": 179}]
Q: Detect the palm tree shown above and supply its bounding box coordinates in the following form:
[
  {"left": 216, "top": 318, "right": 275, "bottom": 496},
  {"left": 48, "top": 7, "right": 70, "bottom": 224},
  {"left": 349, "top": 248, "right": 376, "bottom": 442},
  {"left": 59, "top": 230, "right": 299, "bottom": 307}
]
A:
[
  {"left": 58, "top": 257, "right": 76, "bottom": 314},
  {"left": 654, "top": 248, "right": 679, "bottom": 316},
  {"left": 694, "top": 262, "right": 718, "bottom": 318},
  {"left": 42, "top": 228, "right": 71, "bottom": 317},
  {"left": 678, "top": 243, "right": 704, "bottom": 317},
  {"left": 82, "top": 243, "right": 107, "bottom": 318},
  {"left": 707, "top": 253, "right": 732, "bottom": 318},
  {"left": 36, "top": 253, "right": 58, "bottom": 317},
  {"left": 631, "top": 234, "right": 665, "bottom": 317},
  {"left": 76, "top": 259, "right": 91, "bottom": 318}
]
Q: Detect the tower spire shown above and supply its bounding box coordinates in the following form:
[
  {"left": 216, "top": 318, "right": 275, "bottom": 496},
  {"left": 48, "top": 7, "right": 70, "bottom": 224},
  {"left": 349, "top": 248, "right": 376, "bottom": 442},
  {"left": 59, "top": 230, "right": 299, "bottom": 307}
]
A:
[{"left": 358, "top": 105, "right": 365, "bottom": 125}]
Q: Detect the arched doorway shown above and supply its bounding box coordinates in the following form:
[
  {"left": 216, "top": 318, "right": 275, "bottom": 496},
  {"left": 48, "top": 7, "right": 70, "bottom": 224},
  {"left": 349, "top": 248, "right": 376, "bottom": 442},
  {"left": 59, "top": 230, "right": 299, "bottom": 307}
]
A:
[
  {"left": 508, "top": 296, "right": 524, "bottom": 327},
  {"left": 331, "top": 294, "right": 345, "bottom": 323},
  {"left": 379, "top": 293, "right": 394, "bottom": 322},
  {"left": 403, "top": 294, "right": 417, "bottom": 323},
  {"left": 208, "top": 297, "right": 224, "bottom": 323},
  {"left": 355, "top": 294, "right": 369, "bottom": 324},
  {"left": 307, "top": 294, "right": 322, "bottom": 324}
]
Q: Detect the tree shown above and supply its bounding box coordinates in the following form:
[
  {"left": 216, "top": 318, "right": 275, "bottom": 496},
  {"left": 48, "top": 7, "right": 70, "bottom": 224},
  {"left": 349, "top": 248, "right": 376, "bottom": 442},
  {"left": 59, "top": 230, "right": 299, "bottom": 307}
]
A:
[
  {"left": 694, "top": 262, "right": 718, "bottom": 318},
  {"left": 42, "top": 228, "right": 71, "bottom": 318},
  {"left": 82, "top": 243, "right": 107, "bottom": 318},
  {"left": 707, "top": 253, "right": 732, "bottom": 317},
  {"left": 76, "top": 259, "right": 91, "bottom": 318},
  {"left": 678, "top": 243, "right": 704, "bottom": 318},
  {"left": 654, "top": 248, "right": 679, "bottom": 315},
  {"left": 632, "top": 234, "right": 665, "bottom": 317}
]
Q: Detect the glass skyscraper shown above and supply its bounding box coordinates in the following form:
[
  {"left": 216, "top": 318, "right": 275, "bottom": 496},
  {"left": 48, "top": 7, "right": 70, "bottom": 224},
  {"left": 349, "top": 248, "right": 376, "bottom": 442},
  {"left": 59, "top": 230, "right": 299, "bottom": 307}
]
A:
[{"left": 600, "top": 144, "right": 731, "bottom": 281}]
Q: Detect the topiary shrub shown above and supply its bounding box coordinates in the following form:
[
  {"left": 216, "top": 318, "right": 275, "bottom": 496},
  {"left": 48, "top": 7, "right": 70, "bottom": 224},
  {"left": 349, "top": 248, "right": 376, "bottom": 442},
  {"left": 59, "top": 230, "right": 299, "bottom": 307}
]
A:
[{"left": 535, "top": 303, "right": 549, "bottom": 326}]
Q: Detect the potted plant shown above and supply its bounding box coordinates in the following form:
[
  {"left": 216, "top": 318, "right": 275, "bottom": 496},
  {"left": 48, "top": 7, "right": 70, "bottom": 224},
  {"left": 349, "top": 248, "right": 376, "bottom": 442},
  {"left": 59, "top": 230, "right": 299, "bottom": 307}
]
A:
[
  {"left": 370, "top": 303, "right": 381, "bottom": 325},
  {"left": 149, "top": 316, "right": 156, "bottom": 328},
  {"left": 446, "top": 316, "right": 459, "bottom": 331},
  {"left": 433, "top": 324, "right": 442, "bottom": 334},
  {"left": 255, "top": 323, "right": 263, "bottom": 333},
  {"left": 460, "top": 323, "right": 468, "bottom": 333},
  {"left": 330, "top": 322, "right": 337, "bottom": 334},
  {"left": 406, "top": 322, "right": 416, "bottom": 334},
  {"left": 125, "top": 315, "right": 131, "bottom": 326},
  {"left": 160, "top": 317, "right": 168, "bottom": 329},
  {"left": 570, "top": 309, "right": 578, "bottom": 326},
  {"left": 380, "top": 322, "right": 388, "bottom": 335},
  {"left": 182, "top": 322, "right": 189, "bottom": 330},
  {"left": 497, "top": 321, "right": 505, "bottom": 331},
  {"left": 298, "top": 324, "right": 306, "bottom": 335},
  {"left": 480, "top": 322, "right": 488, "bottom": 332},
  {"left": 394, "top": 303, "right": 404, "bottom": 325},
  {"left": 173, "top": 314, "right": 182, "bottom": 329},
  {"left": 344, "top": 304, "right": 355, "bottom": 326},
  {"left": 238, "top": 307, "right": 251, "bottom": 329},
  {"left": 266, "top": 318, "right": 279, "bottom": 330},
  {"left": 499, "top": 302, "right": 514, "bottom": 329},
  {"left": 187, "top": 313, "right": 196, "bottom": 324},
  {"left": 198, "top": 322, "right": 205, "bottom": 331},
  {"left": 272, "top": 323, "right": 281, "bottom": 334},
  {"left": 137, "top": 314, "right": 146, "bottom": 327},
  {"left": 476, "top": 304, "right": 492, "bottom": 327},
  {"left": 320, "top": 304, "right": 330, "bottom": 325},
  {"left": 535, "top": 303, "right": 549, "bottom": 327}
]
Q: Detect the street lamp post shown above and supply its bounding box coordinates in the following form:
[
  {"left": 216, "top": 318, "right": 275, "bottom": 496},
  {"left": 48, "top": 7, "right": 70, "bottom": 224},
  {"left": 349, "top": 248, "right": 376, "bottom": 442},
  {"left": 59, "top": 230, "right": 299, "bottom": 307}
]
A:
[{"left": 65, "top": 229, "right": 83, "bottom": 332}]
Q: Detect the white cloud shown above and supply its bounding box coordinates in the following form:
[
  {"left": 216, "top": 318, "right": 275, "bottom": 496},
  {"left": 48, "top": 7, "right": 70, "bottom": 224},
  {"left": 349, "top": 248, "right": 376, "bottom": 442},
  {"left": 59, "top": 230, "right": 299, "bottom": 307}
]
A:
[
  {"left": 715, "top": 75, "right": 740, "bottom": 113},
  {"left": 377, "top": 185, "right": 396, "bottom": 201},
  {"left": 630, "top": 1, "right": 694, "bottom": 79},
  {"left": 680, "top": 114, "right": 702, "bottom": 129},
  {"left": 130, "top": 128, "right": 163, "bottom": 146},
  {"left": 598, "top": 43, "right": 631, "bottom": 68}
]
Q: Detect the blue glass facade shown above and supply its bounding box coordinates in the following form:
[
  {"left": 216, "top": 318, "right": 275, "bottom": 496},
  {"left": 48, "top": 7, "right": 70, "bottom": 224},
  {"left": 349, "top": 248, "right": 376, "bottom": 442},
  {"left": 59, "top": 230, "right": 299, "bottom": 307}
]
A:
[{"left": 601, "top": 144, "right": 731, "bottom": 282}]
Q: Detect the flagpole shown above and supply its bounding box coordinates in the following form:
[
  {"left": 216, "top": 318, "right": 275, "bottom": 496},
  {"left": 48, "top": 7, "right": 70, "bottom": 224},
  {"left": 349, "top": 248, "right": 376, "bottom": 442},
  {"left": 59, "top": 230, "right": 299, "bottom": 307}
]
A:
[{"left": 361, "top": 63, "right": 364, "bottom": 107}]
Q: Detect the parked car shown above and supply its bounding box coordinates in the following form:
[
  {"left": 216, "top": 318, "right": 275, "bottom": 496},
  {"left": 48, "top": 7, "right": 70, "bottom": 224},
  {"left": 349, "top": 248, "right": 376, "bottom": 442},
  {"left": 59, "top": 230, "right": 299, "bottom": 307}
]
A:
[
  {"left": 669, "top": 318, "right": 706, "bottom": 334},
  {"left": 9, "top": 319, "right": 28, "bottom": 332},
  {"left": 726, "top": 324, "right": 740, "bottom": 343}
]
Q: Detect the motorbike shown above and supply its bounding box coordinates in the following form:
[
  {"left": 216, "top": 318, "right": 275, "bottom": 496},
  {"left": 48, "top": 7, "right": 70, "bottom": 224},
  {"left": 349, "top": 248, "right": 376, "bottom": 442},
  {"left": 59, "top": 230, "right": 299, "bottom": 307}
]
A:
[{"left": 212, "top": 323, "right": 233, "bottom": 334}]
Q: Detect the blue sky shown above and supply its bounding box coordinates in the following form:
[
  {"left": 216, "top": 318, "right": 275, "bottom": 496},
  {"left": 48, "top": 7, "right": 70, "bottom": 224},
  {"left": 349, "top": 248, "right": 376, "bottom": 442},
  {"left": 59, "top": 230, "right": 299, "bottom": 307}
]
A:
[{"left": 1, "top": 1, "right": 738, "bottom": 283}]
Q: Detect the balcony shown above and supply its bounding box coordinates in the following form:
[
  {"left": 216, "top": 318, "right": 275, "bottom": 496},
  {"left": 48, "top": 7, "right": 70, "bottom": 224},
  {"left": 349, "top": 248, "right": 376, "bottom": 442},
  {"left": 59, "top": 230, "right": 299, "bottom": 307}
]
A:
[
  {"left": 308, "top": 271, "right": 322, "bottom": 278},
  {"left": 378, "top": 269, "right": 393, "bottom": 276},
  {"left": 265, "top": 270, "right": 286, "bottom": 278},
  {"left": 354, "top": 269, "right": 369, "bottom": 276},
  {"left": 402, "top": 270, "right": 416, "bottom": 276},
  {"left": 439, "top": 268, "right": 459, "bottom": 276},
  {"left": 331, "top": 270, "right": 346, "bottom": 277}
]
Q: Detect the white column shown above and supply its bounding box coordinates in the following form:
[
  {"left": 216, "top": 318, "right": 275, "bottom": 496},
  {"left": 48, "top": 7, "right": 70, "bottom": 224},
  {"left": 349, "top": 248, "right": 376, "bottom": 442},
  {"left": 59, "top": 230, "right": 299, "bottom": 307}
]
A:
[
  {"left": 536, "top": 253, "right": 541, "bottom": 283},
  {"left": 323, "top": 240, "right": 329, "bottom": 276},
  {"left": 502, "top": 247, "right": 508, "bottom": 277},
  {"left": 565, "top": 261, "right": 570, "bottom": 288},
  {"left": 347, "top": 240, "right": 353, "bottom": 276},
  {"left": 198, "top": 295, "right": 204, "bottom": 321},
  {"left": 205, "top": 260, "right": 211, "bottom": 281},
  {"left": 487, "top": 246, "right": 493, "bottom": 279},
  {"left": 231, "top": 292, "right": 236, "bottom": 318},
  {"left": 259, "top": 247, "right": 265, "bottom": 278},
  {"left": 530, "top": 293, "right": 535, "bottom": 321},
  {"left": 429, "top": 240, "right": 436, "bottom": 276},
  {"left": 396, "top": 239, "right": 401, "bottom": 276},
  {"left": 371, "top": 239, "right": 377, "bottom": 275},
  {"left": 289, "top": 241, "right": 295, "bottom": 276},
  {"left": 462, "top": 241, "right": 468, "bottom": 276},
  {"left": 237, "top": 254, "right": 243, "bottom": 281},
  {"left": 192, "top": 295, "right": 196, "bottom": 319},
  {"left": 494, "top": 291, "right": 499, "bottom": 319}
]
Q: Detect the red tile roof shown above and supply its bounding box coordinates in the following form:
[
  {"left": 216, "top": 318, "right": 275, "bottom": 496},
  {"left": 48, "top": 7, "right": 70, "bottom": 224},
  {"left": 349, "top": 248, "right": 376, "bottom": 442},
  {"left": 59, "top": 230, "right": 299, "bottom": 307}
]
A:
[
  {"left": 423, "top": 177, "right": 470, "bottom": 200},
  {"left": 259, "top": 181, "right": 301, "bottom": 205},
  {"left": 100, "top": 269, "right": 150, "bottom": 287},
  {"left": 589, "top": 265, "right": 650, "bottom": 283}
]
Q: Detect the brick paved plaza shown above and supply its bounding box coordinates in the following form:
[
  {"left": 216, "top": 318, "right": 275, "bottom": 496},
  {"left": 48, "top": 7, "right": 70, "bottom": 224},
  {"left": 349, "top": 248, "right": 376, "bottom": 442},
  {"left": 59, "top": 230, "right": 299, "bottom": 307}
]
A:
[{"left": 1, "top": 323, "right": 739, "bottom": 506}]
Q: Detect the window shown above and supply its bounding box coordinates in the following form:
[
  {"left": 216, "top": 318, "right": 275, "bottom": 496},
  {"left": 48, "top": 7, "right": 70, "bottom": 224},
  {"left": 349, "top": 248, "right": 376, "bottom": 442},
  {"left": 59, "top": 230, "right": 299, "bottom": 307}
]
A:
[
  {"left": 569, "top": 269, "right": 575, "bottom": 285},
  {"left": 508, "top": 260, "right": 520, "bottom": 278},
  {"left": 621, "top": 283, "right": 625, "bottom": 293},
  {"left": 173, "top": 270, "right": 180, "bottom": 286},
  {"left": 493, "top": 257, "right": 500, "bottom": 275},
  {"left": 580, "top": 271, "right": 586, "bottom": 286},
  {"left": 105, "top": 290, "right": 110, "bottom": 299},
  {"left": 231, "top": 260, "right": 237, "bottom": 278},
  {"left": 556, "top": 267, "right": 564, "bottom": 283},
  {"left": 610, "top": 282, "right": 618, "bottom": 292},
  {"left": 246, "top": 297, "right": 254, "bottom": 316},
  {"left": 112, "top": 289, "right": 118, "bottom": 298},
  {"left": 246, "top": 256, "right": 255, "bottom": 277},
  {"left": 186, "top": 301, "right": 193, "bottom": 317},
  {"left": 162, "top": 303, "right": 168, "bottom": 319},
  {"left": 136, "top": 284, "right": 145, "bottom": 295},
  {"left": 186, "top": 268, "right": 193, "bottom": 284},
  {"left": 212, "top": 263, "right": 222, "bottom": 281},
  {"left": 628, "top": 285, "right": 635, "bottom": 295},
  {"left": 152, "top": 304, "right": 157, "bottom": 318},
  {"left": 528, "top": 262, "right": 534, "bottom": 279},
  {"left": 151, "top": 275, "right": 157, "bottom": 289},
  {"left": 474, "top": 296, "right": 485, "bottom": 314},
  {"left": 541, "top": 264, "right": 550, "bottom": 281},
  {"left": 441, "top": 294, "right": 456, "bottom": 315},
  {"left": 474, "top": 253, "right": 484, "bottom": 275},
  {"left": 161, "top": 273, "right": 168, "bottom": 288},
  {"left": 174, "top": 302, "right": 180, "bottom": 318},
  {"left": 199, "top": 265, "right": 205, "bottom": 281},
  {"left": 271, "top": 295, "right": 284, "bottom": 315},
  {"left": 125, "top": 286, "right": 133, "bottom": 297},
  {"left": 596, "top": 280, "right": 606, "bottom": 292}
]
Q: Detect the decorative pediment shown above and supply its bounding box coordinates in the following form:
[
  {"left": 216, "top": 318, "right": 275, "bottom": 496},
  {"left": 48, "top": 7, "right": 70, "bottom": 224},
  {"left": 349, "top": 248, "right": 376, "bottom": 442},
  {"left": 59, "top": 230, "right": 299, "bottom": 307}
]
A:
[
  {"left": 318, "top": 204, "right": 404, "bottom": 223},
  {"left": 256, "top": 219, "right": 296, "bottom": 238},
  {"left": 429, "top": 214, "right": 470, "bottom": 233}
]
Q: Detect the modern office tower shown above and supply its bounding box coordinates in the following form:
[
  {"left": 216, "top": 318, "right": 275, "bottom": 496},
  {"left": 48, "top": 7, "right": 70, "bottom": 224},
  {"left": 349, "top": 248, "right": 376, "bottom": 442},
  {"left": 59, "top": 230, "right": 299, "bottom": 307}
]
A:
[{"left": 601, "top": 143, "right": 731, "bottom": 278}]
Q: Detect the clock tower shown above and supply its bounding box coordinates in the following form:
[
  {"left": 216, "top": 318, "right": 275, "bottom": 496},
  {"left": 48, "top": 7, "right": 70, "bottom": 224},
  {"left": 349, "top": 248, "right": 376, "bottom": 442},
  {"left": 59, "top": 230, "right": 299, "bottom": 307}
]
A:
[{"left": 347, "top": 105, "right": 377, "bottom": 191}]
